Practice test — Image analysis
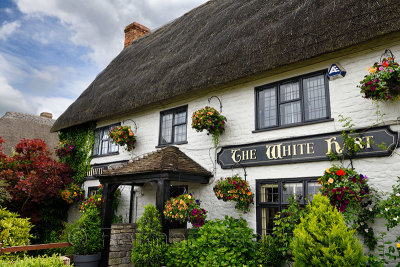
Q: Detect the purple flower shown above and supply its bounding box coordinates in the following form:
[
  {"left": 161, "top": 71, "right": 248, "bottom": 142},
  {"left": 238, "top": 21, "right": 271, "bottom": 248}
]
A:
[
  {"left": 379, "top": 66, "right": 383, "bottom": 71},
  {"left": 389, "top": 69, "right": 393, "bottom": 72}
]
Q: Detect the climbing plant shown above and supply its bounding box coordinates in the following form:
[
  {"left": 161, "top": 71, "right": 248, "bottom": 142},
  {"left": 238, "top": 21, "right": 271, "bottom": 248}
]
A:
[{"left": 58, "top": 122, "right": 96, "bottom": 184}]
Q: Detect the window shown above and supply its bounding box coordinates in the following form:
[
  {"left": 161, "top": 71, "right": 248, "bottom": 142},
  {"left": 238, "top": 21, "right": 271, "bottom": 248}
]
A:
[
  {"left": 256, "top": 178, "right": 320, "bottom": 237},
  {"left": 159, "top": 105, "right": 187, "bottom": 146},
  {"left": 255, "top": 71, "right": 330, "bottom": 130},
  {"left": 92, "top": 124, "right": 120, "bottom": 156}
]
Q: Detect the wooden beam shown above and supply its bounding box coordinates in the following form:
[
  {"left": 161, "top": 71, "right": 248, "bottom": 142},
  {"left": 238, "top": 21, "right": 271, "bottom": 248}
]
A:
[{"left": 0, "top": 242, "right": 71, "bottom": 254}]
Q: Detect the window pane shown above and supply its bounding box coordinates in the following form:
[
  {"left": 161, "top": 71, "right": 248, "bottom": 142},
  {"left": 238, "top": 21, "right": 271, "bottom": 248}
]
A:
[
  {"left": 261, "top": 207, "right": 279, "bottom": 236},
  {"left": 93, "top": 130, "right": 101, "bottom": 156},
  {"left": 280, "top": 101, "right": 301, "bottom": 125},
  {"left": 258, "top": 87, "right": 277, "bottom": 128},
  {"left": 260, "top": 184, "right": 279, "bottom": 203},
  {"left": 160, "top": 113, "right": 173, "bottom": 144},
  {"left": 303, "top": 75, "right": 327, "bottom": 121},
  {"left": 174, "top": 124, "right": 186, "bottom": 143},
  {"left": 101, "top": 140, "right": 109, "bottom": 155},
  {"left": 174, "top": 111, "right": 186, "bottom": 124},
  {"left": 282, "top": 182, "right": 303, "bottom": 203},
  {"left": 109, "top": 142, "right": 119, "bottom": 153},
  {"left": 280, "top": 82, "right": 299, "bottom": 101},
  {"left": 307, "top": 181, "right": 321, "bottom": 201}
]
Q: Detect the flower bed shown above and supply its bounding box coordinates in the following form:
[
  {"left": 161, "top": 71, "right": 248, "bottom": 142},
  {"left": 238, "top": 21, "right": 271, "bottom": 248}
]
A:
[
  {"left": 163, "top": 193, "right": 206, "bottom": 227},
  {"left": 213, "top": 175, "right": 254, "bottom": 213},
  {"left": 359, "top": 57, "right": 400, "bottom": 101},
  {"left": 108, "top": 126, "right": 136, "bottom": 151}
]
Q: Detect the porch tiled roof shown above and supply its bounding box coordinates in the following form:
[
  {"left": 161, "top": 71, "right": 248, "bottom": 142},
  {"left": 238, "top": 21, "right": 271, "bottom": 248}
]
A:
[{"left": 100, "top": 146, "right": 212, "bottom": 177}]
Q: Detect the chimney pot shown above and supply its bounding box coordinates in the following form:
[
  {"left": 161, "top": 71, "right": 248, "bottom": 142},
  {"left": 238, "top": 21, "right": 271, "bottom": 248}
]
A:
[
  {"left": 124, "top": 22, "right": 150, "bottom": 48},
  {"left": 40, "top": 112, "right": 53, "bottom": 119}
]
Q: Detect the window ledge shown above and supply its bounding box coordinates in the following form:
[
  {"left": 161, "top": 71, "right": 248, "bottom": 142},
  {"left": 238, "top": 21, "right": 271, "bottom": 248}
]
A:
[
  {"left": 252, "top": 118, "right": 334, "bottom": 133},
  {"left": 91, "top": 152, "right": 120, "bottom": 159},
  {"left": 156, "top": 141, "right": 188, "bottom": 148}
]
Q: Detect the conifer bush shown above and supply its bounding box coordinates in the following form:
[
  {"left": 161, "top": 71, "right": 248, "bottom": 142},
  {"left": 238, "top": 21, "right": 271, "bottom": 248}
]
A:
[
  {"left": 291, "top": 194, "right": 367, "bottom": 266},
  {"left": 131, "top": 204, "right": 167, "bottom": 267}
]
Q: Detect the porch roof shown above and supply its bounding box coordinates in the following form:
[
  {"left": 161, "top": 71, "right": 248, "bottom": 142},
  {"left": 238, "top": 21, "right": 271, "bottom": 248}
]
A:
[{"left": 97, "top": 146, "right": 212, "bottom": 185}]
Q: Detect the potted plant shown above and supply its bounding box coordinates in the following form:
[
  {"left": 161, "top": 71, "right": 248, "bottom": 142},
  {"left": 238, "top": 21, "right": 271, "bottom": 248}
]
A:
[
  {"left": 192, "top": 106, "right": 227, "bottom": 147},
  {"left": 68, "top": 193, "right": 103, "bottom": 266},
  {"left": 55, "top": 139, "right": 75, "bottom": 158},
  {"left": 358, "top": 56, "right": 400, "bottom": 101},
  {"left": 108, "top": 125, "right": 136, "bottom": 151},
  {"left": 163, "top": 193, "right": 207, "bottom": 227},
  {"left": 213, "top": 174, "right": 254, "bottom": 213}
]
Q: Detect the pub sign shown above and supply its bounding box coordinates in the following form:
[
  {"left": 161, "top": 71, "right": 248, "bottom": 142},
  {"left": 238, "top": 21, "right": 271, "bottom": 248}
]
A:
[{"left": 217, "top": 126, "right": 398, "bottom": 169}]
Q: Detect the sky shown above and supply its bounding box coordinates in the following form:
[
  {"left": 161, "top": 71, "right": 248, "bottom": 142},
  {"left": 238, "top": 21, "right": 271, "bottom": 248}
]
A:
[{"left": 0, "top": 0, "right": 207, "bottom": 119}]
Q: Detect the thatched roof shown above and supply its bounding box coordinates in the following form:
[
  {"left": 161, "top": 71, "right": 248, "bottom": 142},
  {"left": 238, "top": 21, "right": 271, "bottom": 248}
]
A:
[
  {"left": 52, "top": 0, "right": 400, "bottom": 132},
  {"left": 101, "top": 146, "right": 212, "bottom": 177},
  {"left": 0, "top": 112, "right": 58, "bottom": 155}
]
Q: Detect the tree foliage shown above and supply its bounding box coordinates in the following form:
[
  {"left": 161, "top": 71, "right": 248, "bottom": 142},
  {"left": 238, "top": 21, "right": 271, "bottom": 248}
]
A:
[{"left": 291, "top": 194, "right": 367, "bottom": 266}]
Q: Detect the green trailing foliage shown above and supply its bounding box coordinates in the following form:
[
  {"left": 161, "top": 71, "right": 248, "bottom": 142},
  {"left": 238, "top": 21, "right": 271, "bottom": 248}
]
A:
[
  {"left": 58, "top": 122, "right": 96, "bottom": 184},
  {"left": 0, "top": 208, "right": 33, "bottom": 259},
  {"left": 131, "top": 204, "right": 167, "bottom": 267},
  {"left": 272, "top": 195, "right": 304, "bottom": 261},
  {"left": 291, "top": 194, "right": 367, "bottom": 266},
  {"left": 165, "top": 216, "right": 256, "bottom": 267}
]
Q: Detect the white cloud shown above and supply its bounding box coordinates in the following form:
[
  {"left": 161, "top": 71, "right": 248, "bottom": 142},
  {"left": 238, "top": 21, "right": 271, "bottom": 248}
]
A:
[
  {"left": 0, "top": 76, "right": 33, "bottom": 115},
  {"left": 14, "top": 0, "right": 207, "bottom": 66},
  {"left": 0, "top": 20, "right": 21, "bottom": 41},
  {"left": 31, "top": 96, "right": 74, "bottom": 119}
]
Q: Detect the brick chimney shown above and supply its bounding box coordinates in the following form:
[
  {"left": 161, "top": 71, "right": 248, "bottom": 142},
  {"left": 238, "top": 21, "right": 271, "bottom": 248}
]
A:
[
  {"left": 124, "top": 22, "right": 150, "bottom": 48},
  {"left": 40, "top": 112, "right": 53, "bottom": 119}
]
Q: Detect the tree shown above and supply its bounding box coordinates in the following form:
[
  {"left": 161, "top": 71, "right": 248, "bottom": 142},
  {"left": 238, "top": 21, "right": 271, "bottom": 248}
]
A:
[{"left": 0, "top": 138, "right": 73, "bottom": 242}]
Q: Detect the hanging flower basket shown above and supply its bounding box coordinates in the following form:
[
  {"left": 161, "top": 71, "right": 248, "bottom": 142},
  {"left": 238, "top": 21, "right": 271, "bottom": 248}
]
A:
[
  {"left": 55, "top": 140, "right": 75, "bottom": 158},
  {"left": 163, "top": 193, "right": 207, "bottom": 227},
  {"left": 358, "top": 57, "right": 400, "bottom": 101},
  {"left": 318, "top": 166, "right": 371, "bottom": 213},
  {"left": 191, "top": 106, "right": 227, "bottom": 147},
  {"left": 108, "top": 126, "right": 136, "bottom": 151},
  {"left": 213, "top": 175, "right": 254, "bottom": 213},
  {"left": 60, "top": 183, "right": 84, "bottom": 204}
]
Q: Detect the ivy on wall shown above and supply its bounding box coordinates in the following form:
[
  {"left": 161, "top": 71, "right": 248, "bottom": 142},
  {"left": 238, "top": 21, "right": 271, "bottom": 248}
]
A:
[{"left": 58, "top": 122, "right": 96, "bottom": 184}]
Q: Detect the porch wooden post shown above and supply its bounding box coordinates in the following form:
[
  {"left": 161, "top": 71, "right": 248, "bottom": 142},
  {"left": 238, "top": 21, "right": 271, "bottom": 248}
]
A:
[
  {"left": 100, "top": 183, "right": 118, "bottom": 267},
  {"left": 155, "top": 180, "right": 170, "bottom": 236}
]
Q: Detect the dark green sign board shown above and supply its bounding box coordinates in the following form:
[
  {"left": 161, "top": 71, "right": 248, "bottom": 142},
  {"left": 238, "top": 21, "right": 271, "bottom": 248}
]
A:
[{"left": 217, "top": 126, "right": 398, "bottom": 169}]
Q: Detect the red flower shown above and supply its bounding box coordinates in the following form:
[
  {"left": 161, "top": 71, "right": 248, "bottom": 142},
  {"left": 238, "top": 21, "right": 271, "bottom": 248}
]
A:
[
  {"left": 382, "top": 61, "right": 389, "bottom": 67},
  {"left": 336, "top": 169, "right": 345, "bottom": 176}
]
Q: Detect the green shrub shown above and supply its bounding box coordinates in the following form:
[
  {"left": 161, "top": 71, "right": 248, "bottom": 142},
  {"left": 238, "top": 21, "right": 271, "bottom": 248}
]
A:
[
  {"left": 291, "top": 194, "right": 367, "bottom": 266},
  {"left": 256, "top": 235, "right": 284, "bottom": 267},
  {"left": 68, "top": 207, "right": 102, "bottom": 255},
  {"left": 0, "top": 208, "right": 33, "bottom": 259},
  {"left": 131, "top": 204, "right": 167, "bottom": 267},
  {"left": 0, "top": 254, "right": 68, "bottom": 266},
  {"left": 166, "top": 216, "right": 257, "bottom": 266}
]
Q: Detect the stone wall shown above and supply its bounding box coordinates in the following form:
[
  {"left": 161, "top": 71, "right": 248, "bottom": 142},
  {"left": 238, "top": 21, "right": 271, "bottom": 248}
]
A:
[{"left": 108, "top": 223, "right": 136, "bottom": 267}]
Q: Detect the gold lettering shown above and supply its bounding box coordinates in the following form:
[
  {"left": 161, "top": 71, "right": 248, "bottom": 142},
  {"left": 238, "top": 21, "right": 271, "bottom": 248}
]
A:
[
  {"left": 266, "top": 144, "right": 283, "bottom": 160},
  {"left": 282, "top": 145, "right": 291, "bottom": 157},
  {"left": 292, "top": 144, "right": 297, "bottom": 156},
  {"left": 363, "top": 136, "right": 374, "bottom": 149},
  {"left": 307, "top": 143, "right": 315, "bottom": 154},
  {"left": 242, "top": 150, "right": 250, "bottom": 161},
  {"left": 325, "top": 137, "right": 342, "bottom": 154},
  {"left": 354, "top": 137, "right": 364, "bottom": 149},
  {"left": 297, "top": 143, "right": 306, "bottom": 155},
  {"left": 250, "top": 149, "right": 257, "bottom": 160},
  {"left": 231, "top": 149, "right": 242, "bottom": 163}
]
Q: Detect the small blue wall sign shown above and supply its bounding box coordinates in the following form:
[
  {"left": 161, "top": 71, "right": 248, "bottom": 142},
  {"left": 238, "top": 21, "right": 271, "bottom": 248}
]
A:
[{"left": 327, "top": 63, "right": 346, "bottom": 80}]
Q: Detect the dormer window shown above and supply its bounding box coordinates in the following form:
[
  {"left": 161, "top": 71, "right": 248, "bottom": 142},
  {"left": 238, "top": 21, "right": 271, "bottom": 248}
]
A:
[{"left": 93, "top": 124, "right": 120, "bottom": 156}]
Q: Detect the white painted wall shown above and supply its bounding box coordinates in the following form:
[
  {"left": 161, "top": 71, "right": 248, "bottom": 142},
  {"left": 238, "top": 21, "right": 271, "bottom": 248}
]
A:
[{"left": 85, "top": 41, "right": 400, "bottom": 247}]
